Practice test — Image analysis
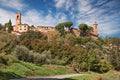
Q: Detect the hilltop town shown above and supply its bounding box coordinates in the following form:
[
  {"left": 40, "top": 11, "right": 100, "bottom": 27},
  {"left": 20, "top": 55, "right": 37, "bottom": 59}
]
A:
[
  {"left": 10, "top": 11, "right": 98, "bottom": 39},
  {"left": 0, "top": 11, "right": 120, "bottom": 80}
]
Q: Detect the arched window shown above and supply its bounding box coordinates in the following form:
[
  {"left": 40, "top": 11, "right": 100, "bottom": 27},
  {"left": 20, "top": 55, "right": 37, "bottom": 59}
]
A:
[{"left": 17, "top": 15, "right": 19, "bottom": 19}]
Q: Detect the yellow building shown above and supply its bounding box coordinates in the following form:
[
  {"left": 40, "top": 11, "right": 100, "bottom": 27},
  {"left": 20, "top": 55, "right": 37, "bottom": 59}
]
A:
[
  {"left": 12, "top": 11, "right": 98, "bottom": 39},
  {"left": 12, "top": 11, "right": 29, "bottom": 35}
]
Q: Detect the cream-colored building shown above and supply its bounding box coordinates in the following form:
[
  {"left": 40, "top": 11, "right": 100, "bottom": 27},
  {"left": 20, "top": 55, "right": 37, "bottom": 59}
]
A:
[
  {"left": 12, "top": 11, "right": 56, "bottom": 35},
  {"left": 37, "top": 26, "right": 56, "bottom": 33},
  {"left": 90, "top": 21, "right": 98, "bottom": 39},
  {"left": 12, "top": 12, "right": 29, "bottom": 35},
  {"left": 12, "top": 11, "right": 98, "bottom": 39}
]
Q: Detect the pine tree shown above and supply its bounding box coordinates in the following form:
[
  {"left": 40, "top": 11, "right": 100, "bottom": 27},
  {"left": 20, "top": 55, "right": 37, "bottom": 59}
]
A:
[{"left": 5, "top": 19, "right": 13, "bottom": 33}]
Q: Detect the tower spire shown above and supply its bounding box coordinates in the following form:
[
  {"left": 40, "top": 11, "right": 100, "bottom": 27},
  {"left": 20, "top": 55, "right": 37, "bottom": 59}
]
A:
[
  {"left": 16, "top": 11, "right": 21, "bottom": 25},
  {"left": 93, "top": 21, "right": 98, "bottom": 36}
]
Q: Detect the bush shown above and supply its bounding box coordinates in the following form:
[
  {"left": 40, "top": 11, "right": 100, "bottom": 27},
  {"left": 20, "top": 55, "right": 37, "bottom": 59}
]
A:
[
  {"left": 19, "top": 30, "right": 47, "bottom": 49},
  {"left": 99, "top": 60, "right": 112, "bottom": 73},
  {"left": 109, "top": 49, "right": 120, "bottom": 70},
  {"left": 0, "top": 54, "right": 7, "bottom": 65},
  {"left": 0, "top": 31, "right": 19, "bottom": 54},
  {"left": 33, "top": 50, "right": 51, "bottom": 64},
  {"left": 12, "top": 45, "right": 52, "bottom": 65},
  {"left": 12, "top": 45, "right": 31, "bottom": 62},
  {"left": 0, "top": 53, "right": 18, "bottom": 66},
  {"left": 5, "top": 55, "right": 18, "bottom": 65}
]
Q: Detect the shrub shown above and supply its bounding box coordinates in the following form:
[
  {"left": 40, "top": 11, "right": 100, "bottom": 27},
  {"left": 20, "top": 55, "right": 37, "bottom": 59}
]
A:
[
  {"left": 33, "top": 50, "right": 51, "bottom": 64},
  {"left": 12, "top": 45, "right": 52, "bottom": 65},
  {"left": 0, "top": 31, "right": 19, "bottom": 54},
  {"left": 109, "top": 49, "right": 120, "bottom": 70},
  {"left": 12, "top": 45, "right": 30, "bottom": 62},
  {"left": 0, "top": 53, "right": 18, "bottom": 66},
  {"left": 0, "top": 53, "right": 7, "bottom": 65},
  {"left": 5, "top": 55, "right": 18, "bottom": 65},
  {"left": 19, "top": 30, "right": 47, "bottom": 49},
  {"left": 98, "top": 59, "right": 112, "bottom": 73}
]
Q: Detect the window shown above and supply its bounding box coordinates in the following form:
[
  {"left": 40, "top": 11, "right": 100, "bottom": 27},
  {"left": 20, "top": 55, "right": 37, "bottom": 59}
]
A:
[
  {"left": 20, "top": 26, "right": 22, "bottom": 30},
  {"left": 17, "top": 15, "right": 19, "bottom": 19}
]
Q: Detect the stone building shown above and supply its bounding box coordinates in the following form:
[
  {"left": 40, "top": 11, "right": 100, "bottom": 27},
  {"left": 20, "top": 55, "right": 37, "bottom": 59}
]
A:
[
  {"left": 68, "top": 21, "right": 98, "bottom": 39},
  {"left": 12, "top": 11, "right": 98, "bottom": 39},
  {"left": 90, "top": 21, "right": 98, "bottom": 39},
  {"left": 70, "top": 28, "right": 80, "bottom": 37},
  {"left": 12, "top": 12, "right": 29, "bottom": 35},
  {"left": 12, "top": 11, "right": 56, "bottom": 35},
  {"left": 37, "top": 26, "right": 56, "bottom": 33}
]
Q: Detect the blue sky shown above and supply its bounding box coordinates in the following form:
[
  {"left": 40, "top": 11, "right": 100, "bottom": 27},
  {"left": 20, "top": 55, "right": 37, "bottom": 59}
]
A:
[{"left": 0, "top": 0, "right": 120, "bottom": 37}]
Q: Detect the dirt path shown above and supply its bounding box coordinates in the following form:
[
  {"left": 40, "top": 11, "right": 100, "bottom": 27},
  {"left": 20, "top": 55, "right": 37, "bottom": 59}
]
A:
[{"left": 10, "top": 74, "right": 84, "bottom": 80}]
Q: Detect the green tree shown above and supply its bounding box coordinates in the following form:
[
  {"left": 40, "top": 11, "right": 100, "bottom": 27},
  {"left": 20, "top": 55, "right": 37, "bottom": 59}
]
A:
[
  {"left": 34, "top": 50, "right": 51, "bottom": 64},
  {"left": 79, "top": 23, "right": 88, "bottom": 36},
  {"left": 109, "top": 49, "right": 120, "bottom": 70},
  {"left": 12, "top": 45, "right": 30, "bottom": 61},
  {"left": 0, "top": 24, "right": 4, "bottom": 30},
  {"left": 19, "top": 30, "right": 46, "bottom": 49},
  {"left": 87, "top": 49, "right": 100, "bottom": 72},
  {"left": 0, "top": 31, "right": 19, "bottom": 54},
  {"left": 63, "top": 21, "right": 73, "bottom": 30},
  {"left": 78, "top": 24, "right": 93, "bottom": 36},
  {"left": 5, "top": 19, "right": 13, "bottom": 33},
  {"left": 55, "top": 22, "right": 73, "bottom": 36},
  {"left": 99, "top": 59, "right": 112, "bottom": 73},
  {"left": 55, "top": 23, "right": 65, "bottom": 36},
  {"left": 87, "top": 26, "right": 93, "bottom": 35},
  {"left": 65, "top": 33, "right": 75, "bottom": 46}
]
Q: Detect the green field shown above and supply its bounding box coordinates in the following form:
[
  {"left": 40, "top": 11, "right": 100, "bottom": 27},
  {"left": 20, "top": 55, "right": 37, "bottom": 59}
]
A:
[
  {"left": 62, "top": 73, "right": 120, "bottom": 80},
  {"left": 0, "top": 61, "right": 75, "bottom": 80},
  {"left": 0, "top": 60, "right": 120, "bottom": 80}
]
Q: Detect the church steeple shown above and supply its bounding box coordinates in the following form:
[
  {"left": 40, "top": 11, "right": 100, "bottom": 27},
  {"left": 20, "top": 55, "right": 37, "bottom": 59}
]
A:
[
  {"left": 16, "top": 11, "right": 21, "bottom": 25},
  {"left": 93, "top": 21, "right": 98, "bottom": 36}
]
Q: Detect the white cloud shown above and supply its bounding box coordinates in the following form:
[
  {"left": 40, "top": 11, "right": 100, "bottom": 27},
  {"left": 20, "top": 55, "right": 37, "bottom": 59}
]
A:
[
  {"left": 98, "top": 21, "right": 120, "bottom": 36},
  {"left": 54, "top": 0, "right": 74, "bottom": 11},
  {"left": 96, "top": 0, "right": 108, "bottom": 6},
  {"left": 0, "top": 0, "right": 26, "bottom": 10},
  {"left": 0, "top": 0, "right": 119, "bottom": 37},
  {"left": 22, "top": 9, "right": 67, "bottom": 26},
  {"left": 77, "top": 0, "right": 92, "bottom": 14},
  {"left": 0, "top": 8, "right": 15, "bottom": 25},
  {"left": 54, "top": 0, "right": 66, "bottom": 8},
  {"left": 0, "top": 7, "right": 67, "bottom": 27},
  {"left": 74, "top": 0, "right": 120, "bottom": 37}
]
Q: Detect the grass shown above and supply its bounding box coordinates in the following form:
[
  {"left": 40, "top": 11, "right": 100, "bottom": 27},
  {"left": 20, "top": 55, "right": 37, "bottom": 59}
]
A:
[
  {"left": 62, "top": 73, "right": 120, "bottom": 80},
  {"left": 0, "top": 57, "right": 119, "bottom": 80},
  {"left": 0, "top": 61, "right": 75, "bottom": 80},
  {"left": 65, "top": 74, "right": 98, "bottom": 80},
  {"left": 0, "top": 71, "right": 22, "bottom": 80},
  {"left": 0, "top": 62, "right": 120, "bottom": 80}
]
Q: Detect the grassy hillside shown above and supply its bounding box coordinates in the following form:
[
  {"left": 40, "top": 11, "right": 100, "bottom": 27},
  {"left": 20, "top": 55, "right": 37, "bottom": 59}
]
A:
[
  {"left": 62, "top": 72, "right": 120, "bottom": 80},
  {"left": 0, "top": 61, "right": 75, "bottom": 80}
]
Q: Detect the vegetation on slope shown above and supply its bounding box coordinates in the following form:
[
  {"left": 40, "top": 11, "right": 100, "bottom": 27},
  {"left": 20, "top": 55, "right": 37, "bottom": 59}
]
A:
[
  {"left": 0, "top": 53, "right": 75, "bottom": 80},
  {"left": 0, "top": 21, "right": 120, "bottom": 79},
  {"left": 62, "top": 72, "right": 120, "bottom": 80}
]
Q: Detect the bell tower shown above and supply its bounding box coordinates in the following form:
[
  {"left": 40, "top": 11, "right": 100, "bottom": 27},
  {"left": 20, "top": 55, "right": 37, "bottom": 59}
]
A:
[
  {"left": 16, "top": 11, "right": 21, "bottom": 25},
  {"left": 93, "top": 21, "right": 98, "bottom": 36}
]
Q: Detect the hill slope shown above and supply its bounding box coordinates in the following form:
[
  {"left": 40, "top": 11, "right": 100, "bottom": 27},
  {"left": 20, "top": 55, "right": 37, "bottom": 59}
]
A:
[{"left": 0, "top": 61, "right": 75, "bottom": 80}]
